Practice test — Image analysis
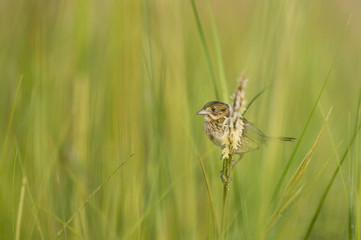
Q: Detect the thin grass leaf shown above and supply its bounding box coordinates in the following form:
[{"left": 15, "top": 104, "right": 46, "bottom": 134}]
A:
[
  {"left": 265, "top": 186, "right": 304, "bottom": 236},
  {"left": 38, "top": 206, "right": 84, "bottom": 239},
  {"left": 190, "top": 0, "right": 219, "bottom": 100},
  {"left": 305, "top": 112, "right": 361, "bottom": 238},
  {"left": 243, "top": 84, "right": 272, "bottom": 115},
  {"left": 197, "top": 155, "right": 217, "bottom": 239},
  {"left": 349, "top": 113, "right": 355, "bottom": 240},
  {"left": 356, "top": 107, "right": 361, "bottom": 240},
  {"left": 12, "top": 151, "right": 17, "bottom": 238},
  {"left": 272, "top": 16, "right": 351, "bottom": 202},
  {"left": 319, "top": 103, "right": 349, "bottom": 198},
  {"left": 15, "top": 177, "right": 26, "bottom": 240},
  {"left": 285, "top": 107, "right": 332, "bottom": 198},
  {"left": 53, "top": 153, "right": 134, "bottom": 239},
  {"left": 206, "top": 0, "right": 228, "bottom": 102},
  {"left": 14, "top": 142, "right": 45, "bottom": 240},
  {"left": 225, "top": 190, "right": 250, "bottom": 240},
  {"left": 1, "top": 74, "right": 22, "bottom": 165},
  {"left": 265, "top": 107, "right": 332, "bottom": 236},
  {"left": 350, "top": 86, "right": 361, "bottom": 240},
  {"left": 121, "top": 163, "right": 197, "bottom": 239},
  {"left": 276, "top": 159, "right": 330, "bottom": 239}
]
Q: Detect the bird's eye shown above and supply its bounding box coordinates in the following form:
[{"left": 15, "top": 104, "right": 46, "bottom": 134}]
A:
[{"left": 212, "top": 106, "right": 216, "bottom": 112}]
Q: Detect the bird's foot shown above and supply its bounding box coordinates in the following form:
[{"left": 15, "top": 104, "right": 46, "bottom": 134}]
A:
[
  {"left": 220, "top": 170, "right": 226, "bottom": 184},
  {"left": 220, "top": 170, "right": 232, "bottom": 185},
  {"left": 232, "top": 154, "right": 244, "bottom": 169}
]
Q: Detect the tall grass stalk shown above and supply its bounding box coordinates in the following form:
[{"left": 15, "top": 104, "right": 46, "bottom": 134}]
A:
[
  {"left": 15, "top": 177, "right": 26, "bottom": 240},
  {"left": 206, "top": 0, "right": 228, "bottom": 102},
  {"left": 14, "top": 145, "right": 45, "bottom": 240},
  {"left": 349, "top": 113, "right": 355, "bottom": 240},
  {"left": 356, "top": 107, "right": 361, "bottom": 240},
  {"left": 190, "top": 0, "right": 220, "bottom": 100},
  {"left": 39, "top": 206, "right": 83, "bottom": 239},
  {"left": 221, "top": 75, "right": 247, "bottom": 238},
  {"left": 1, "top": 75, "right": 22, "bottom": 165},
  {"left": 198, "top": 156, "right": 217, "bottom": 239},
  {"left": 275, "top": 159, "right": 330, "bottom": 239},
  {"left": 305, "top": 110, "right": 361, "bottom": 238},
  {"left": 121, "top": 163, "right": 197, "bottom": 239},
  {"left": 243, "top": 85, "right": 271, "bottom": 116},
  {"left": 265, "top": 107, "right": 332, "bottom": 236},
  {"left": 351, "top": 86, "right": 361, "bottom": 239},
  {"left": 54, "top": 154, "right": 134, "bottom": 239},
  {"left": 319, "top": 103, "right": 349, "bottom": 197},
  {"left": 221, "top": 153, "right": 234, "bottom": 238},
  {"left": 272, "top": 16, "right": 351, "bottom": 202}
]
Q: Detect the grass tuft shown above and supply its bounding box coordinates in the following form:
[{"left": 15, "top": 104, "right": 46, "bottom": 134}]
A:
[
  {"left": 265, "top": 107, "right": 332, "bottom": 236},
  {"left": 305, "top": 104, "right": 361, "bottom": 238},
  {"left": 272, "top": 16, "right": 352, "bottom": 203},
  {"left": 54, "top": 153, "right": 134, "bottom": 239}
]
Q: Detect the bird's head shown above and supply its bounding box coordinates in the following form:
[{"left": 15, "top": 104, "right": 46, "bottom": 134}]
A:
[{"left": 196, "top": 101, "right": 230, "bottom": 122}]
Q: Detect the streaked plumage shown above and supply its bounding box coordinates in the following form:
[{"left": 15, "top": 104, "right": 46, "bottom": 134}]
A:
[{"left": 197, "top": 101, "right": 294, "bottom": 154}]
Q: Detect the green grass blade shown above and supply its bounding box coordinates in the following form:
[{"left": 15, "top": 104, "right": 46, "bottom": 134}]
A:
[
  {"left": 206, "top": 0, "right": 228, "bottom": 101},
  {"left": 197, "top": 155, "right": 217, "bottom": 239},
  {"left": 357, "top": 107, "right": 361, "bottom": 240},
  {"left": 190, "top": 0, "right": 220, "bottom": 100},
  {"left": 1, "top": 74, "right": 22, "bottom": 165},
  {"left": 350, "top": 85, "right": 361, "bottom": 240},
  {"left": 304, "top": 112, "right": 361, "bottom": 238},
  {"left": 14, "top": 143, "right": 45, "bottom": 240},
  {"left": 39, "top": 206, "right": 84, "bottom": 239},
  {"left": 276, "top": 159, "right": 330, "bottom": 239},
  {"left": 272, "top": 16, "right": 351, "bottom": 202},
  {"left": 15, "top": 177, "right": 26, "bottom": 240},
  {"left": 121, "top": 163, "right": 197, "bottom": 239},
  {"left": 243, "top": 84, "right": 272, "bottom": 115},
  {"left": 265, "top": 107, "right": 332, "bottom": 236},
  {"left": 53, "top": 153, "right": 134, "bottom": 239}
]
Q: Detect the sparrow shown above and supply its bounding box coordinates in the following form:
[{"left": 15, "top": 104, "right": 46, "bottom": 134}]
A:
[{"left": 197, "top": 101, "right": 294, "bottom": 157}]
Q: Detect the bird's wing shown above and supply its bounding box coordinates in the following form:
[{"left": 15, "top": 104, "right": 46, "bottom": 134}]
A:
[{"left": 238, "top": 118, "right": 267, "bottom": 152}]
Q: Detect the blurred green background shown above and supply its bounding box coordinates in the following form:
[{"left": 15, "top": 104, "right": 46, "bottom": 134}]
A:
[{"left": 1, "top": 0, "right": 361, "bottom": 239}]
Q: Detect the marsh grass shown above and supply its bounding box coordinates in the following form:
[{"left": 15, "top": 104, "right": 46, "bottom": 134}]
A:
[
  {"left": 197, "top": 155, "right": 217, "bottom": 239},
  {"left": 15, "top": 177, "right": 26, "bottom": 240},
  {"left": 265, "top": 107, "right": 332, "bottom": 236},
  {"left": 54, "top": 153, "right": 133, "bottom": 239},
  {"left": 1, "top": 0, "right": 361, "bottom": 239},
  {"left": 219, "top": 74, "right": 247, "bottom": 238},
  {"left": 1, "top": 75, "right": 22, "bottom": 167},
  {"left": 305, "top": 114, "right": 361, "bottom": 239},
  {"left": 272, "top": 16, "right": 351, "bottom": 202}
]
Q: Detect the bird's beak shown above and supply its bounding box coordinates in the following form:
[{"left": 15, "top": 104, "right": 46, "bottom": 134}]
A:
[{"left": 196, "top": 109, "right": 208, "bottom": 115}]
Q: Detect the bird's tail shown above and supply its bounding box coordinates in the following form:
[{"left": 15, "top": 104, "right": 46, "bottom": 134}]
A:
[{"left": 266, "top": 136, "right": 296, "bottom": 142}]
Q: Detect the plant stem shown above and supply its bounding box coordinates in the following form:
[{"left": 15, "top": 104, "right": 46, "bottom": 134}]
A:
[
  {"left": 221, "top": 154, "right": 233, "bottom": 239},
  {"left": 15, "top": 177, "right": 26, "bottom": 240},
  {"left": 198, "top": 156, "right": 217, "bottom": 239}
]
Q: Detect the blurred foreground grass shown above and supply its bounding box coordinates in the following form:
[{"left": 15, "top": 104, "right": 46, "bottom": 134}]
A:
[{"left": 1, "top": 0, "right": 361, "bottom": 239}]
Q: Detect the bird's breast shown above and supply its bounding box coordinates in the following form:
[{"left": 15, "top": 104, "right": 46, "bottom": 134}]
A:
[{"left": 203, "top": 121, "right": 224, "bottom": 148}]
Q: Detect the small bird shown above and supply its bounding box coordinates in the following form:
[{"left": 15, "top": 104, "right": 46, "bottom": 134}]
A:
[{"left": 197, "top": 101, "right": 294, "bottom": 160}]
